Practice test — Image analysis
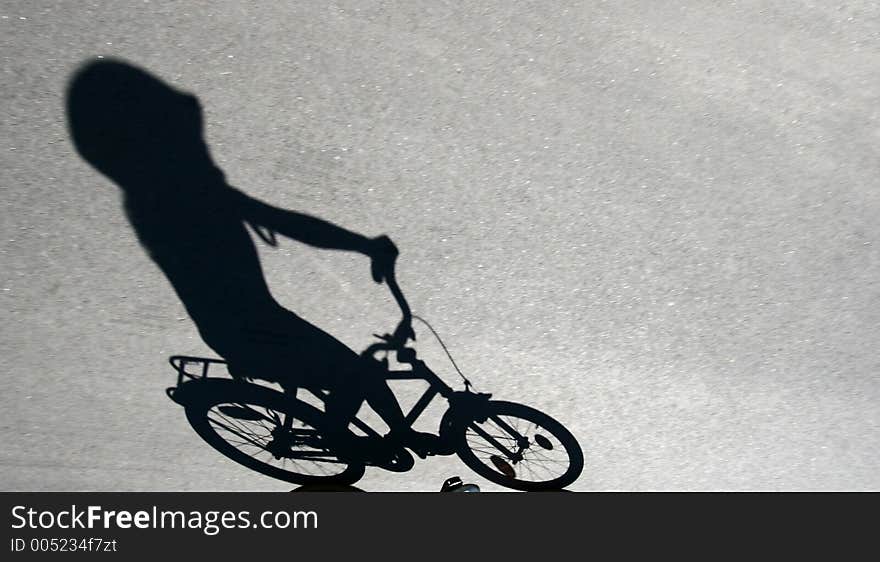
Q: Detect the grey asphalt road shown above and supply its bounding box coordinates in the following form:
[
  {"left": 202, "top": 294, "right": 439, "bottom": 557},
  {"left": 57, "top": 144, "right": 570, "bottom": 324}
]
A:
[{"left": 1, "top": 1, "right": 878, "bottom": 491}]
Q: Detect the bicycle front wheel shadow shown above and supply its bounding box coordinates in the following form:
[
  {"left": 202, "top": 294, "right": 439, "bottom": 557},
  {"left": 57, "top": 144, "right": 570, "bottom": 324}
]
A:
[
  {"left": 184, "top": 379, "right": 365, "bottom": 485},
  {"left": 454, "top": 401, "right": 584, "bottom": 491}
]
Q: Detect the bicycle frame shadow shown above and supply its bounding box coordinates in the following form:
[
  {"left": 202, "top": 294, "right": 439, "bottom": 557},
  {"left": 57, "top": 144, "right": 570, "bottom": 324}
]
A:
[{"left": 66, "top": 58, "right": 583, "bottom": 491}]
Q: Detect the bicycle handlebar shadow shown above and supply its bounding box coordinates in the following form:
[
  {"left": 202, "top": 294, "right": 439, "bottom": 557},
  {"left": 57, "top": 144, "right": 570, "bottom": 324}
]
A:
[{"left": 65, "top": 58, "right": 431, "bottom": 479}]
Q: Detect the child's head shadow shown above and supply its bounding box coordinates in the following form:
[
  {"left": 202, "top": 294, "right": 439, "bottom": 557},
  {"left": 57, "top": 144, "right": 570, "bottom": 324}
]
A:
[{"left": 66, "top": 58, "right": 221, "bottom": 194}]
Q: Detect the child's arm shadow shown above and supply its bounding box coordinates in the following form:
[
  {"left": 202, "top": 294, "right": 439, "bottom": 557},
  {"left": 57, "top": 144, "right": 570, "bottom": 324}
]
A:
[{"left": 226, "top": 186, "right": 398, "bottom": 283}]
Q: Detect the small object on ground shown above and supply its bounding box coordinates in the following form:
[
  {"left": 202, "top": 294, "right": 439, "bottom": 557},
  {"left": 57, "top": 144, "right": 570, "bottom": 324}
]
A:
[{"left": 441, "top": 476, "right": 480, "bottom": 492}]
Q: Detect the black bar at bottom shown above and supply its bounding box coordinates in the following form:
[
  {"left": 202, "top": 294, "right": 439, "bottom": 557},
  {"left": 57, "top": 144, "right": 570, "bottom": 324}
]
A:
[{"left": 0, "top": 492, "right": 871, "bottom": 559}]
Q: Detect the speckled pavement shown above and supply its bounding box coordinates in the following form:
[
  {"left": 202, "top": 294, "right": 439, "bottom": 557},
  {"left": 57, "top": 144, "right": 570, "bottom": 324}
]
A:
[{"left": 1, "top": 2, "right": 878, "bottom": 490}]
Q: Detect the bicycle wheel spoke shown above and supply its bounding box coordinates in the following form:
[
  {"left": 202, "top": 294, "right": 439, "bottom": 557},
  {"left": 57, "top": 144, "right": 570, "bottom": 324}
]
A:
[
  {"left": 212, "top": 405, "right": 276, "bottom": 439},
  {"left": 466, "top": 435, "right": 516, "bottom": 448},
  {"left": 211, "top": 409, "right": 271, "bottom": 441},
  {"left": 467, "top": 423, "right": 518, "bottom": 458},
  {"left": 523, "top": 460, "right": 539, "bottom": 480},
  {"left": 471, "top": 431, "right": 517, "bottom": 442},
  {"left": 491, "top": 416, "right": 524, "bottom": 440},
  {"left": 201, "top": 400, "right": 355, "bottom": 480},
  {"left": 527, "top": 449, "right": 568, "bottom": 464},
  {"left": 208, "top": 417, "right": 270, "bottom": 450},
  {"left": 226, "top": 402, "right": 278, "bottom": 428},
  {"left": 466, "top": 442, "right": 502, "bottom": 452},
  {"left": 212, "top": 423, "right": 269, "bottom": 450},
  {"left": 224, "top": 436, "right": 263, "bottom": 449}
]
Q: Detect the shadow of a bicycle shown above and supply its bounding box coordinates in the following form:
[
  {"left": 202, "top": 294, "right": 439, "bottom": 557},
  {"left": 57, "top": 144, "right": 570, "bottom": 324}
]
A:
[
  {"left": 167, "top": 353, "right": 583, "bottom": 491},
  {"left": 66, "top": 58, "right": 584, "bottom": 491}
]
